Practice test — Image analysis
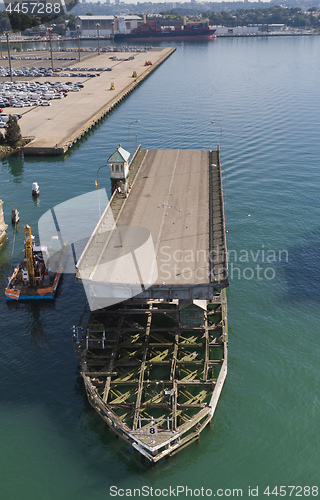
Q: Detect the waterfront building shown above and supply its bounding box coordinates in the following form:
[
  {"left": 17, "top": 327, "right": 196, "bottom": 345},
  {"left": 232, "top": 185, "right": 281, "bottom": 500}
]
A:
[{"left": 75, "top": 15, "right": 142, "bottom": 37}]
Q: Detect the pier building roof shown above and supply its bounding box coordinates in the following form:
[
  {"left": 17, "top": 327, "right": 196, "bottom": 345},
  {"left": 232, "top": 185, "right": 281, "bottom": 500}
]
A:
[{"left": 107, "top": 145, "right": 130, "bottom": 163}]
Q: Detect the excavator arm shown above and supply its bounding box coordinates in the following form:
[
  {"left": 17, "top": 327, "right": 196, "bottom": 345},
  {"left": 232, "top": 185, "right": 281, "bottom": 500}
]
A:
[{"left": 24, "top": 225, "right": 36, "bottom": 287}]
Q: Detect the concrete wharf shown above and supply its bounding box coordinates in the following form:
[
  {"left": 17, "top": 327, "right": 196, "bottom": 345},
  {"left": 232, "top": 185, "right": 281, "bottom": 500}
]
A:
[
  {"left": 74, "top": 148, "right": 229, "bottom": 461},
  {"left": 0, "top": 47, "right": 175, "bottom": 155}
]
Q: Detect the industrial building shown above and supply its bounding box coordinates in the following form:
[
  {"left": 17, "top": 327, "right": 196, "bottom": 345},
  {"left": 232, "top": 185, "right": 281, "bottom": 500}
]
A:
[{"left": 75, "top": 15, "right": 142, "bottom": 37}]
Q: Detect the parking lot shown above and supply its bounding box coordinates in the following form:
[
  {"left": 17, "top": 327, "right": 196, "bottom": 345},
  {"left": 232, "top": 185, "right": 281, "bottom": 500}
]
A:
[{"left": 0, "top": 80, "right": 84, "bottom": 119}]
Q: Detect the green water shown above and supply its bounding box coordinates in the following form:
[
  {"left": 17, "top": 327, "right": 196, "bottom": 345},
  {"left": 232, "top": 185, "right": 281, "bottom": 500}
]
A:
[{"left": 1, "top": 36, "right": 320, "bottom": 499}]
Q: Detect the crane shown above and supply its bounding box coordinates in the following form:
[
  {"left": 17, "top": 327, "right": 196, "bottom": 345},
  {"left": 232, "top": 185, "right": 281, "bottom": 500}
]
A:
[{"left": 24, "top": 225, "right": 36, "bottom": 287}]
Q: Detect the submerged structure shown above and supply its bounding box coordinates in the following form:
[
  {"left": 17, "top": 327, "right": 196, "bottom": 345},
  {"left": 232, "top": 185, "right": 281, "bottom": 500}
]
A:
[{"left": 74, "top": 148, "right": 228, "bottom": 461}]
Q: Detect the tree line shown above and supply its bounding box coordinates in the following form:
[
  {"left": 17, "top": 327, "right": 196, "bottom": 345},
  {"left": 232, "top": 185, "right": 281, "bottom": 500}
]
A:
[
  {"left": 0, "top": 6, "right": 320, "bottom": 34},
  {"left": 206, "top": 6, "right": 320, "bottom": 28}
]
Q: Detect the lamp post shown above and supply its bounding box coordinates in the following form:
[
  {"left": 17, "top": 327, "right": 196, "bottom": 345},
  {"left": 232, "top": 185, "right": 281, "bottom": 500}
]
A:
[
  {"left": 95, "top": 165, "right": 110, "bottom": 217},
  {"left": 48, "top": 28, "right": 54, "bottom": 71},
  {"left": 128, "top": 120, "right": 140, "bottom": 154},
  {"left": 65, "top": 19, "right": 69, "bottom": 37},
  {"left": 112, "top": 18, "right": 115, "bottom": 52},
  {"left": 76, "top": 25, "right": 81, "bottom": 62},
  {"left": 96, "top": 23, "right": 100, "bottom": 55},
  {"left": 211, "top": 120, "right": 222, "bottom": 152},
  {"left": 110, "top": 21, "right": 114, "bottom": 52},
  {"left": 95, "top": 164, "right": 110, "bottom": 190},
  {"left": 5, "top": 32, "right": 13, "bottom": 82}
]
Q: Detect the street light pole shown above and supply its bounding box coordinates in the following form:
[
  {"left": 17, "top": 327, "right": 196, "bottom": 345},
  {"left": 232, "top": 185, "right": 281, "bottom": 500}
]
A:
[
  {"left": 112, "top": 19, "right": 115, "bottom": 52},
  {"left": 128, "top": 120, "right": 140, "bottom": 154},
  {"left": 96, "top": 164, "right": 110, "bottom": 190},
  {"left": 211, "top": 120, "right": 222, "bottom": 152},
  {"left": 5, "top": 32, "right": 13, "bottom": 82},
  {"left": 76, "top": 25, "right": 81, "bottom": 62},
  {"left": 95, "top": 164, "right": 110, "bottom": 217},
  {"left": 96, "top": 23, "right": 100, "bottom": 55},
  {"left": 48, "top": 28, "right": 54, "bottom": 71}
]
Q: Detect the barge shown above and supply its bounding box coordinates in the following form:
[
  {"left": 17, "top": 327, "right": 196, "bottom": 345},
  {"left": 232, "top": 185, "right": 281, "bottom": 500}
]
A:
[{"left": 5, "top": 224, "right": 66, "bottom": 301}]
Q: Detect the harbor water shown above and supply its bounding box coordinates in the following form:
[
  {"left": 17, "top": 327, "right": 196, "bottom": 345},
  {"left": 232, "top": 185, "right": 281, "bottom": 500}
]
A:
[{"left": 1, "top": 35, "right": 320, "bottom": 499}]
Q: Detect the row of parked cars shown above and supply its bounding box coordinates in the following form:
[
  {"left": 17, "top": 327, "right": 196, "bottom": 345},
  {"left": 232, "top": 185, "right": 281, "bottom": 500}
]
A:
[
  {"left": 8, "top": 56, "right": 76, "bottom": 61},
  {"left": 0, "top": 65, "right": 59, "bottom": 78},
  {"left": 0, "top": 81, "right": 84, "bottom": 109},
  {"left": 64, "top": 66, "right": 112, "bottom": 72},
  {"left": 0, "top": 65, "right": 101, "bottom": 79}
]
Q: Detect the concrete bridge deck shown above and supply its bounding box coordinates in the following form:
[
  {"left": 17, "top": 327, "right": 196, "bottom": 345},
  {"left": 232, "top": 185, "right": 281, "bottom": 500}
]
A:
[{"left": 77, "top": 148, "right": 228, "bottom": 309}]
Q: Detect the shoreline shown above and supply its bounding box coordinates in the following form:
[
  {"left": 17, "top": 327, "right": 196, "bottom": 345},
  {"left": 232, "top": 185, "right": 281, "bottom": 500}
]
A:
[{"left": 2, "top": 31, "right": 318, "bottom": 44}]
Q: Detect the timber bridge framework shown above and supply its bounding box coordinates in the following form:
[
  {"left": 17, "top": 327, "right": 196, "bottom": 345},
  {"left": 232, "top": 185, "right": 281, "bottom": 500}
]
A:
[{"left": 74, "top": 148, "right": 229, "bottom": 461}]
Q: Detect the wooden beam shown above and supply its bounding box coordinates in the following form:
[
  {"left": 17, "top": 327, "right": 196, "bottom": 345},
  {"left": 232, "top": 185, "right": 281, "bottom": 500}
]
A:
[{"left": 132, "top": 305, "right": 152, "bottom": 430}]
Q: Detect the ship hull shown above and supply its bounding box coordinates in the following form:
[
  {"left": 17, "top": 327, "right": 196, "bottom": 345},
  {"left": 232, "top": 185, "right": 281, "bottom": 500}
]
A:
[
  {"left": 115, "top": 32, "right": 216, "bottom": 42},
  {"left": 114, "top": 25, "right": 216, "bottom": 42},
  {"left": 5, "top": 265, "right": 64, "bottom": 301}
]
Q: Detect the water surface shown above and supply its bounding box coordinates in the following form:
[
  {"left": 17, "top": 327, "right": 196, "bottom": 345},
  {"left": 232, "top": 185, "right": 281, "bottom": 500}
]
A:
[{"left": 1, "top": 36, "right": 320, "bottom": 499}]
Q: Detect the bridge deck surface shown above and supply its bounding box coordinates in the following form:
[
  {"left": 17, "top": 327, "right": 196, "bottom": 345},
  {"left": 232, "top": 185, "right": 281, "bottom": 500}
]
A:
[
  {"left": 77, "top": 149, "right": 228, "bottom": 305},
  {"left": 117, "top": 149, "right": 210, "bottom": 286}
]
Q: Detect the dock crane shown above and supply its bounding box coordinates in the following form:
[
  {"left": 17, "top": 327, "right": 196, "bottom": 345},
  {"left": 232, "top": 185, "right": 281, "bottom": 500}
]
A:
[{"left": 24, "top": 224, "right": 36, "bottom": 287}]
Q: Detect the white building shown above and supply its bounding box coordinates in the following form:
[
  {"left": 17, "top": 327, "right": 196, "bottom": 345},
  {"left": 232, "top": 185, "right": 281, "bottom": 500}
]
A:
[
  {"left": 214, "top": 25, "right": 260, "bottom": 36},
  {"left": 107, "top": 144, "right": 131, "bottom": 191},
  {"left": 214, "top": 24, "right": 287, "bottom": 36},
  {"left": 75, "top": 15, "right": 142, "bottom": 37}
]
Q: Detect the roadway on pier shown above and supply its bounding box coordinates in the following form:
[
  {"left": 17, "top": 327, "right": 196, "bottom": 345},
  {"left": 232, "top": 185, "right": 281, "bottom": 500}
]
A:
[{"left": 77, "top": 149, "right": 228, "bottom": 306}]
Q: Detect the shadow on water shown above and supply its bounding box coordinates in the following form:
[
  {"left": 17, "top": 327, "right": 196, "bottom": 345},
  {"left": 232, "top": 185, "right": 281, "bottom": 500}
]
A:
[
  {"left": 6, "top": 300, "right": 55, "bottom": 351},
  {"left": 0, "top": 237, "right": 9, "bottom": 264},
  {"left": 2, "top": 152, "right": 24, "bottom": 182},
  {"left": 74, "top": 369, "right": 154, "bottom": 471},
  {"left": 281, "top": 227, "right": 320, "bottom": 301}
]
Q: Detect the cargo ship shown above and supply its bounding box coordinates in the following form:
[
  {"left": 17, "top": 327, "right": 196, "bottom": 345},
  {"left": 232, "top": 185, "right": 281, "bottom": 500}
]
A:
[
  {"left": 5, "top": 224, "right": 66, "bottom": 301},
  {"left": 114, "top": 20, "right": 216, "bottom": 41}
]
